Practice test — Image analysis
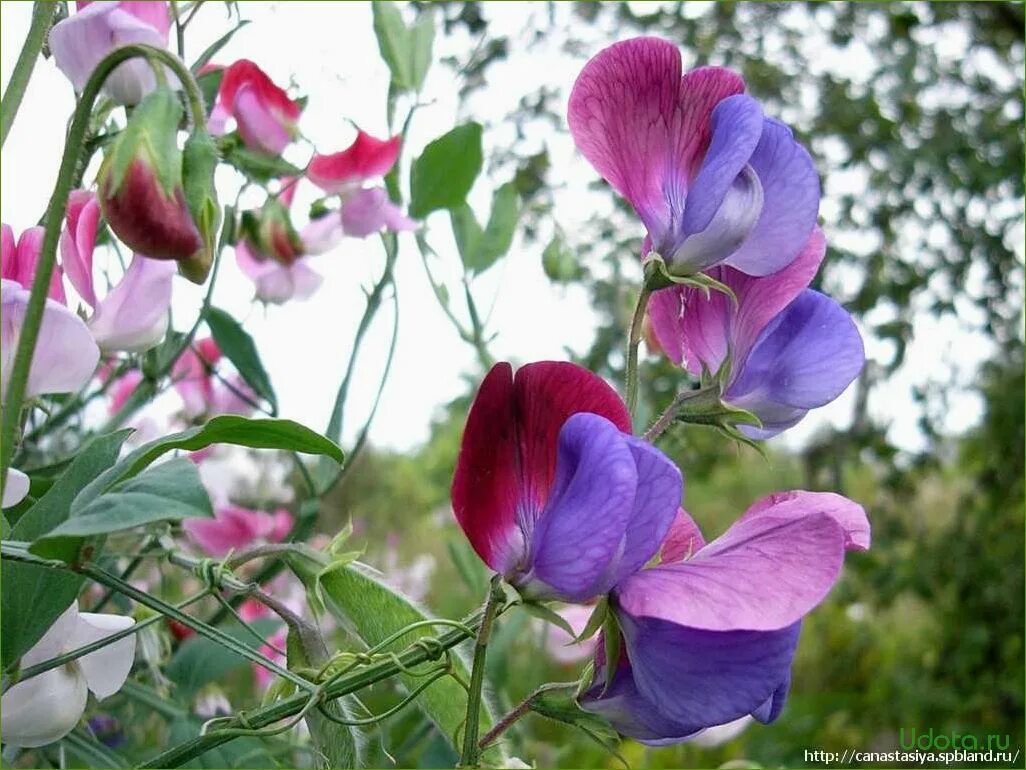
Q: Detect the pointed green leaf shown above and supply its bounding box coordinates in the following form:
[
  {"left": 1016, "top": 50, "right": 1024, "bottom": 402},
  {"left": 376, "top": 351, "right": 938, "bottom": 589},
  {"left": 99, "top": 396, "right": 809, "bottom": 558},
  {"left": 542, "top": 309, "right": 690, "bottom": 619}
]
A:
[
  {"left": 466, "top": 182, "right": 519, "bottom": 274},
  {"left": 450, "top": 204, "right": 482, "bottom": 263},
  {"left": 191, "top": 19, "right": 250, "bottom": 73},
  {"left": 520, "top": 602, "right": 577, "bottom": 637},
  {"left": 409, "top": 123, "right": 483, "bottom": 219},
  {"left": 205, "top": 306, "right": 278, "bottom": 414}
]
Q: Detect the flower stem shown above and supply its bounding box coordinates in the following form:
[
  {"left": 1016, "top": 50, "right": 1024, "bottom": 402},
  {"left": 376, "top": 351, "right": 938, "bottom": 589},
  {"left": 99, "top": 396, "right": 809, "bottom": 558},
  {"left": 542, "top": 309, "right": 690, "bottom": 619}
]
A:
[
  {"left": 625, "top": 285, "right": 653, "bottom": 417},
  {"left": 642, "top": 385, "right": 722, "bottom": 443},
  {"left": 476, "top": 683, "right": 553, "bottom": 752},
  {"left": 0, "top": 1, "right": 55, "bottom": 147},
  {"left": 459, "top": 574, "right": 505, "bottom": 768},
  {"left": 0, "top": 44, "right": 207, "bottom": 499}
]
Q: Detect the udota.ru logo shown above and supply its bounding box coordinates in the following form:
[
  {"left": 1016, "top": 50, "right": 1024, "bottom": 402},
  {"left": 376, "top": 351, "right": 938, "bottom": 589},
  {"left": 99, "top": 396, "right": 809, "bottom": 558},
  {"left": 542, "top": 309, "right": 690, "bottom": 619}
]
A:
[{"left": 899, "top": 727, "right": 1011, "bottom": 751}]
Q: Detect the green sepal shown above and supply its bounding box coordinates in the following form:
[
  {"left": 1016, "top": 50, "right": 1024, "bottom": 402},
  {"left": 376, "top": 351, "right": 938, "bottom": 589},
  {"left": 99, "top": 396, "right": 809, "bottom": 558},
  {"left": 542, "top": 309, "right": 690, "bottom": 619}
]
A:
[
  {"left": 643, "top": 253, "right": 738, "bottom": 304},
  {"left": 520, "top": 601, "right": 577, "bottom": 638},
  {"left": 179, "top": 129, "right": 221, "bottom": 284},
  {"left": 600, "top": 610, "right": 621, "bottom": 696},
  {"left": 527, "top": 683, "right": 627, "bottom": 768},
  {"left": 104, "top": 88, "right": 183, "bottom": 197},
  {"left": 575, "top": 596, "right": 608, "bottom": 643}
]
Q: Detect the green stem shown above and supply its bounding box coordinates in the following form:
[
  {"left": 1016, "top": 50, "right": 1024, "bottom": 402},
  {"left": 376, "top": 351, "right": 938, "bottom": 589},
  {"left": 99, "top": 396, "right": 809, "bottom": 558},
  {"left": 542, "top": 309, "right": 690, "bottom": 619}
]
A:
[
  {"left": 625, "top": 285, "right": 652, "bottom": 418},
  {"left": 0, "top": 1, "right": 55, "bottom": 147},
  {"left": 140, "top": 615, "right": 482, "bottom": 767},
  {"left": 642, "top": 385, "right": 722, "bottom": 443},
  {"left": 459, "top": 575, "right": 505, "bottom": 767},
  {"left": 0, "top": 44, "right": 207, "bottom": 499}
]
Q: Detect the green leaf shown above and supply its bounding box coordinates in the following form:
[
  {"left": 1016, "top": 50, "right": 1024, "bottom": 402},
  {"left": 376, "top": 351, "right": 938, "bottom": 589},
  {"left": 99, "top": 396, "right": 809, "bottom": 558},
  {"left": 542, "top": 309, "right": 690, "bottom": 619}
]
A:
[
  {"left": 296, "top": 560, "right": 506, "bottom": 764},
  {"left": 196, "top": 69, "right": 224, "bottom": 118},
  {"left": 76, "top": 416, "right": 343, "bottom": 508},
  {"left": 409, "top": 123, "right": 483, "bottom": 219},
  {"left": 222, "top": 142, "right": 302, "bottom": 182},
  {"left": 61, "top": 727, "right": 130, "bottom": 769},
  {"left": 205, "top": 306, "right": 278, "bottom": 414},
  {"left": 575, "top": 596, "right": 608, "bottom": 643},
  {"left": 520, "top": 602, "right": 577, "bottom": 638},
  {"left": 529, "top": 684, "right": 626, "bottom": 767},
  {"left": 166, "top": 618, "right": 280, "bottom": 695},
  {"left": 601, "top": 610, "right": 621, "bottom": 695},
  {"left": 449, "top": 204, "right": 482, "bottom": 263},
  {"left": 191, "top": 19, "right": 250, "bottom": 73},
  {"left": 467, "top": 183, "right": 519, "bottom": 274},
  {"left": 542, "top": 231, "right": 579, "bottom": 283},
  {"left": 35, "top": 458, "right": 212, "bottom": 543},
  {"left": 1, "top": 431, "right": 131, "bottom": 669},
  {"left": 372, "top": 2, "right": 434, "bottom": 93}
]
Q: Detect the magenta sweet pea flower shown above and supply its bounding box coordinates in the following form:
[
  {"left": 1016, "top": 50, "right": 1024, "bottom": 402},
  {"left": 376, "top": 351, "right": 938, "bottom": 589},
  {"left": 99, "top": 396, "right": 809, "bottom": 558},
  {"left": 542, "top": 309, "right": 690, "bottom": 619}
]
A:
[
  {"left": 648, "top": 228, "right": 865, "bottom": 438},
  {"left": 2, "top": 224, "right": 66, "bottom": 302},
  {"left": 305, "top": 131, "right": 415, "bottom": 246},
  {"left": 208, "top": 60, "right": 301, "bottom": 155},
  {"left": 60, "top": 190, "right": 176, "bottom": 353},
  {"left": 172, "top": 338, "right": 256, "bottom": 419},
  {"left": 452, "top": 361, "right": 682, "bottom": 602},
  {"left": 183, "top": 504, "right": 293, "bottom": 557},
  {"left": 580, "top": 491, "right": 870, "bottom": 744},
  {"left": 568, "top": 37, "right": 819, "bottom": 277},
  {"left": 50, "top": 1, "right": 173, "bottom": 106}
]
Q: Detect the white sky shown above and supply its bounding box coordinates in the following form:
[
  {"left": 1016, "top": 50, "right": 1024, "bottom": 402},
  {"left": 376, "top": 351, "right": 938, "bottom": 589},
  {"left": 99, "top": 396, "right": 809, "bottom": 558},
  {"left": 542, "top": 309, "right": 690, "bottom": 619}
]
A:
[{"left": 0, "top": 1, "right": 1009, "bottom": 456}]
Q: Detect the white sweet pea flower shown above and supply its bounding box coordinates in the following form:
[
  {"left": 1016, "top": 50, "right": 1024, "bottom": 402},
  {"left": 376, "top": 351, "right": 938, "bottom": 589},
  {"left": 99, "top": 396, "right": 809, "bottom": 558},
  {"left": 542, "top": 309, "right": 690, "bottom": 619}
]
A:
[
  {"left": 2, "top": 468, "right": 30, "bottom": 508},
  {"left": 1, "top": 602, "right": 136, "bottom": 747}
]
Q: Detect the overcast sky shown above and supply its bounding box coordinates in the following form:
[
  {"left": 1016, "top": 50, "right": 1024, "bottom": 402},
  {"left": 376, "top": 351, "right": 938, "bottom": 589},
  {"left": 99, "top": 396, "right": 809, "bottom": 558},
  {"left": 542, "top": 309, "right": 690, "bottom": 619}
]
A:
[{"left": 0, "top": 1, "right": 1005, "bottom": 456}]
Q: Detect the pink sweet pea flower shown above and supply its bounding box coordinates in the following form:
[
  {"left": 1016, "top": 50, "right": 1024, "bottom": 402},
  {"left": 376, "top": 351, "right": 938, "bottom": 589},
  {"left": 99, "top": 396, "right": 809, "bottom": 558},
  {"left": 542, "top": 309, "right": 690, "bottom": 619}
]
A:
[
  {"left": 568, "top": 37, "right": 819, "bottom": 277},
  {"left": 183, "top": 504, "right": 293, "bottom": 557},
  {"left": 50, "top": 1, "right": 174, "bottom": 106},
  {"left": 236, "top": 238, "right": 322, "bottom": 304},
  {"left": 172, "top": 338, "right": 258, "bottom": 418},
  {"left": 208, "top": 60, "right": 301, "bottom": 155},
  {"left": 305, "top": 131, "right": 415, "bottom": 246},
  {"left": 2, "top": 225, "right": 65, "bottom": 302},
  {"left": 60, "top": 190, "right": 176, "bottom": 353}
]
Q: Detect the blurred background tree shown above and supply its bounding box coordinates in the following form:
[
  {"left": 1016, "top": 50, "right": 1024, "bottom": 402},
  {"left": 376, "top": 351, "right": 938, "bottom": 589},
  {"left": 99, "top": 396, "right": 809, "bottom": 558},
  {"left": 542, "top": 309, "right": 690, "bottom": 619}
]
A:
[{"left": 316, "top": 2, "right": 1024, "bottom": 766}]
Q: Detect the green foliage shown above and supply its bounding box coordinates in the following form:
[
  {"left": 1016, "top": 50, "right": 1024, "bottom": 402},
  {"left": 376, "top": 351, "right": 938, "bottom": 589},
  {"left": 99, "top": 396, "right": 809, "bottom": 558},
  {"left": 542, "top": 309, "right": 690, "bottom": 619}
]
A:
[
  {"left": 451, "top": 182, "right": 520, "bottom": 274},
  {"left": 409, "top": 123, "right": 483, "bottom": 219},
  {"left": 372, "top": 1, "right": 434, "bottom": 94},
  {"left": 167, "top": 618, "right": 281, "bottom": 696},
  {"left": 205, "top": 307, "right": 278, "bottom": 414}
]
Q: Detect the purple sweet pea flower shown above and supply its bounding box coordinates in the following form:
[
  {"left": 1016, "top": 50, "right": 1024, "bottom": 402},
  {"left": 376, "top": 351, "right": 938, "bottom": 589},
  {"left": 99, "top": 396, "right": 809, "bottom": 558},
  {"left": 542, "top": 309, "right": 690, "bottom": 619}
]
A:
[
  {"left": 568, "top": 37, "right": 819, "bottom": 277},
  {"left": 648, "top": 228, "right": 865, "bottom": 438},
  {"left": 581, "top": 491, "right": 870, "bottom": 744},
  {"left": 451, "top": 361, "right": 682, "bottom": 603}
]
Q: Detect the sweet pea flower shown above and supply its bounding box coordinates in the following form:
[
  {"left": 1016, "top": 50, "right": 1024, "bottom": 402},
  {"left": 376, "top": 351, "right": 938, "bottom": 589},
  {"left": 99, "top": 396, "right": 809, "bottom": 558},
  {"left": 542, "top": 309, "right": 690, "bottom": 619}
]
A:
[
  {"left": 0, "top": 601, "right": 136, "bottom": 747},
  {"left": 2, "top": 469, "right": 31, "bottom": 508},
  {"left": 50, "top": 1, "right": 174, "bottom": 106},
  {"left": 580, "top": 491, "right": 870, "bottom": 744},
  {"left": 61, "top": 190, "right": 176, "bottom": 353},
  {"left": 171, "top": 338, "right": 257, "bottom": 418},
  {"left": 2, "top": 224, "right": 65, "bottom": 302},
  {"left": 452, "top": 361, "right": 682, "bottom": 603},
  {"left": 236, "top": 184, "right": 323, "bottom": 304},
  {"left": 305, "top": 131, "right": 415, "bottom": 249},
  {"left": 568, "top": 37, "right": 819, "bottom": 277},
  {"left": 648, "top": 228, "right": 865, "bottom": 438},
  {"left": 183, "top": 503, "right": 293, "bottom": 557},
  {"left": 208, "top": 60, "right": 301, "bottom": 155}
]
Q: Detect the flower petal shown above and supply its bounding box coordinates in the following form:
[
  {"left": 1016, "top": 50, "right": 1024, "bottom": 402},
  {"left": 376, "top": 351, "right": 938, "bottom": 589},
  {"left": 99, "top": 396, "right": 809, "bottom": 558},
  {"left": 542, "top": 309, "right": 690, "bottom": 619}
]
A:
[
  {"left": 568, "top": 37, "right": 744, "bottom": 250},
  {"left": 659, "top": 507, "right": 706, "bottom": 563},
  {"left": 340, "top": 187, "right": 412, "bottom": 238},
  {"left": 308, "top": 131, "right": 402, "bottom": 193},
  {"left": 619, "top": 612, "right": 801, "bottom": 734},
  {"left": 301, "top": 214, "right": 345, "bottom": 255},
  {"left": 617, "top": 491, "right": 868, "bottom": 632},
  {"left": 0, "top": 665, "right": 87, "bottom": 747},
  {"left": 528, "top": 413, "right": 639, "bottom": 600},
  {"left": 233, "top": 82, "right": 292, "bottom": 155},
  {"left": 2, "top": 468, "right": 30, "bottom": 508},
  {"left": 61, "top": 190, "right": 101, "bottom": 307},
  {"left": 71, "top": 611, "right": 136, "bottom": 699},
  {"left": 723, "top": 118, "right": 820, "bottom": 276},
  {"left": 1, "top": 280, "right": 99, "bottom": 402},
  {"left": 87, "top": 254, "right": 174, "bottom": 353},
  {"left": 725, "top": 289, "right": 864, "bottom": 437}
]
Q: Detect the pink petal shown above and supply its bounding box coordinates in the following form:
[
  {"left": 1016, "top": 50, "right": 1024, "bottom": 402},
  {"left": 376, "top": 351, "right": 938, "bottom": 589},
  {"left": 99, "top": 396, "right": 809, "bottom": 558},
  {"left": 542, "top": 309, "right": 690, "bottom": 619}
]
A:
[
  {"left": 1, "top": 225, "right": 15, "bottom": 275},
  {"left": 340, "top": 187, "right": 416, "bottom": 238},
  {"left": 61, "top": 190, "right": 101, "bottom": 307},
  {"left": 236, "top": 239, "right": 320, "bottom": 304},
  {"left": 659, "top": 507, "right": 706, "bottom": 563},
  {"left": 1, "top": 280, "right": 99, "bottom": 402},
  {"left": 233, "top": 82, "right": 292, "bottom": 155},
  {"left": 184, "top": 504, "right": 270, "bottom": 556},
  {"left": 87, "top": 254, "right": 175, "bottom": 353},
  {"left": 616, "top": 491, "right": 869, "bottom": 632},
  {"left": 116, "top": 1, "right": 171, "bottom": 42},
  {"left": 308, "top": 131, "right": 402, "bottom": 193},
  {"left": 568, "top": 37, "right": 743, "bottom": 246},
  {"left": 300, "top": 214, "right": 345, "bottom": 255},
  {"left": 108, "top": 369, "right": 143, "bottom": 415}
]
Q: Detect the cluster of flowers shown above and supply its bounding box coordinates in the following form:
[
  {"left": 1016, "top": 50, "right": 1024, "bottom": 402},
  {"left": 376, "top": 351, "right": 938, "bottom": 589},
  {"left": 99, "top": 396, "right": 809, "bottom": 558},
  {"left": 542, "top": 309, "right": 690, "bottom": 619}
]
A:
[{"left": 450, "top": 38, "right": 870, "bottom": 744}]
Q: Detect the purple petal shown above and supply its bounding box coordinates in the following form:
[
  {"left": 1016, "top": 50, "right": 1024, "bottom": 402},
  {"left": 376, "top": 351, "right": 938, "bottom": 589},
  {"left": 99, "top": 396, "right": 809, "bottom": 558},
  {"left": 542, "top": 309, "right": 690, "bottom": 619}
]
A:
[
  {"left": 751, "top": 673, "right": 791, "bottom": 724},
  {"left": 1, "top": 280, "right": 99, "bottom": 402},
  {"left": 615, "top": 612, "right": 800, "bottom": 736},
  {"left": 677, "top": 95, "right": 763, "bottom": 239},
  {"left": 568, "top": 38, "right": 745, "bottom": 250},
  {"left": 301, "top": 214, "right": 345, "bottom": 255},
  {"left": 725, "top": 289, "right": 864, "bottom": 437},
  {"left": 528, "top": 413, "right": 638, "bottom": 601},
  {"left": 606, "top": 435, "right": 682, "bottom": 584},
  {"left": 87, "top": 254, "right": 174, "bottom": 353},
  {"left": 660, "top": 507, "right": 706, "bottom": 563},
  {"left": 723, "top": 118, "right": 820, "bottom": 277},
  {"left": 341, "top": 188, "right": 415, "bottom": 238},
  {"left": 616, "top": 490, "right": 867, "bottom": 632}
]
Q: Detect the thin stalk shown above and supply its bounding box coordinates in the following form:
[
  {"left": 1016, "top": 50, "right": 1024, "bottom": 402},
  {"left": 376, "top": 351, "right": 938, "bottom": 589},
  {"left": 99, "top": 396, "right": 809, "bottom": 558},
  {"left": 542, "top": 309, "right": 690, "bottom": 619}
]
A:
[
  {"left": 0, "top": 1, "right": 55, "bottom": 147},
  {"left": 93, "top": 534, "right": 161, "bottom": 611},
  {"left": 0, "top": 44, "right": 207, "bottom": 497},
  {"left": 624, "top": 285, "right": 652, "bottom": 418},
  {"left": 642, "top": 385, "right": 721, "bottom": 443},
  {"left": 459, "top": 575, "right": 505, "bottom": 767},
  {"left": 477, "top": 683, "right": 569, "bottom": 751},
  {"left": 140, "top": 617, "right": 481, "bottom": 767}
]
